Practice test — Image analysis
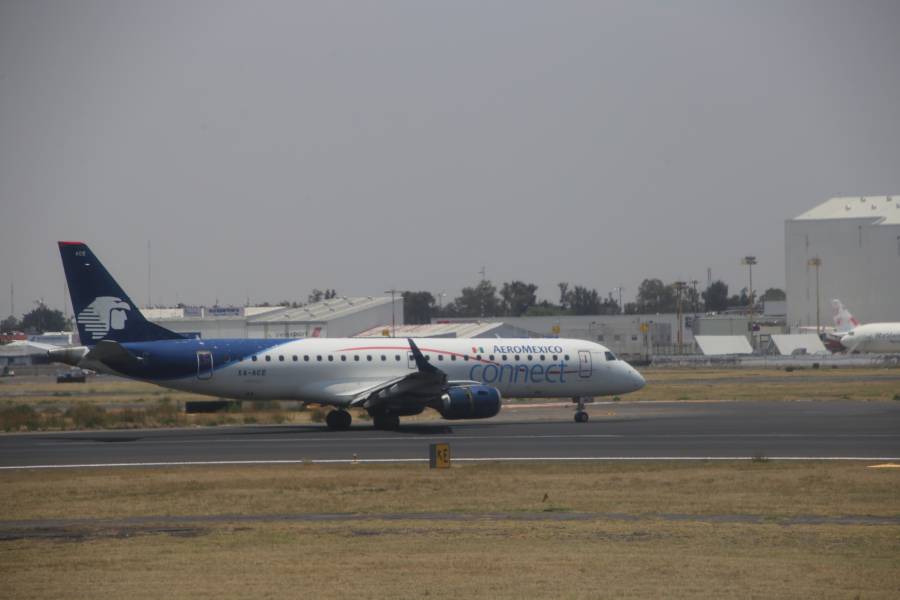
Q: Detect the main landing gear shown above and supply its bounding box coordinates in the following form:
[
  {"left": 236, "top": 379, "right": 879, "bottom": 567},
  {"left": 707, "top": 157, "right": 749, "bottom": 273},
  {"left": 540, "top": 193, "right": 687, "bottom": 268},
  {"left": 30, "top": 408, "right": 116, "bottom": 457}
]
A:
[
  {"left": 325, "top": 409, "right": 352, "bottom": 430},
  {"left": 573, "top": 397, "right": 592, "bottom": 423}
]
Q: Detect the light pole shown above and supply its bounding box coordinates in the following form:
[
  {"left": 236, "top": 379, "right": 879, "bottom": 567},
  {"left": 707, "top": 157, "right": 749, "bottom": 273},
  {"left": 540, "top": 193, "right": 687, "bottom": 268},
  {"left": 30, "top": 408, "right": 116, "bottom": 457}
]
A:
[
  {"left": 741, "top": 256, "right": 757, "bottom": 347},
  {"left": 384, "top": 289, "right": 405, "bottom": 337},
  {"left": 807, "top": 257, "right": 822, "bottom": 334},
  {"left": 673, "top": 281, "right": 687, "bottom": 354}
]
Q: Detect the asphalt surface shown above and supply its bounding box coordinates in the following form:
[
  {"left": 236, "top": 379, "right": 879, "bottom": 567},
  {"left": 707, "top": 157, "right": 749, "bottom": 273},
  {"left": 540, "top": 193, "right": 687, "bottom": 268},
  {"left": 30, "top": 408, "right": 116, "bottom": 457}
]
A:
[{"left": 2, "top": 400, "right": 899, "bottom": 467}]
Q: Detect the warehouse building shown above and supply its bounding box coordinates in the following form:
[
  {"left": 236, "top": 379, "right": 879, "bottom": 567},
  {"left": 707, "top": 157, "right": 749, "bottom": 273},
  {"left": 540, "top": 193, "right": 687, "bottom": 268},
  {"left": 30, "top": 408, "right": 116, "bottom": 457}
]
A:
[
  {"left": 144, "top": 296, "right": 400, "bottom": 339},
  {"left": 786, "top": 195, "right": 900, "bottom": 329},
  {"left": 436, "top": 314, "right": 684, "bottom": 357},
  {"left": 355, "top": 321, "right": 539, "bottom": 339}
]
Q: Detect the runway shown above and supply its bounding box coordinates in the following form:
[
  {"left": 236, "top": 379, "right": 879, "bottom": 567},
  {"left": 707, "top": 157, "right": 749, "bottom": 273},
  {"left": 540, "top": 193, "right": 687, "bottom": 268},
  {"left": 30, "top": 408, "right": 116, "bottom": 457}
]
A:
[{"left": 2, "top": 400, "right": 899, "bottom": 468}]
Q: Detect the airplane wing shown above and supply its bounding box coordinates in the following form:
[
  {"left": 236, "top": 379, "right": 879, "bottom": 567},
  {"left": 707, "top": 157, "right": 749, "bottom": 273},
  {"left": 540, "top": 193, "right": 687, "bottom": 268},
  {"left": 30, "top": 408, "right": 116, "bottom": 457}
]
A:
[{"left": 346, "top": 339, "right": 447, "bottom": 409}]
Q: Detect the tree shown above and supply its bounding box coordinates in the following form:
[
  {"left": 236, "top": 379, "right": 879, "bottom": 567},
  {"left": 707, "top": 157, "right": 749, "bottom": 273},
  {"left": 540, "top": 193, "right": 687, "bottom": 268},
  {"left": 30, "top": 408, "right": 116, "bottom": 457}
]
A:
[
  {"left": 307, "top": 289, "right": 337, "bottom": 304},
  {"left": 727, "top": 287, "right": 750, "bottom": 308},
  {"left": 557, "top": 283, "right": 570, "bottom": 310},
  {"left": 762, "top": 288, "right": 786, "bottom": 301},
  {"left": 452, "top": 280, "right": 501, "bottom": 318},
  {"left": 20, "top": 304, "right": 67, "bottom": 333},
  {"left": 702, "top": 280, "right": 729, "bottom": 312},
  {"left": 402, "top": 291, "right": 436, "bottom": 324},
  {"left": 568, "top": 286, "right": 602, "bottom": 315},
  {"left": 1, "top": 315, "right": 19, "bottom": 333},
  {"left": 500, "top": 281, "right": 538, "bottom": 317},
  {"left": 636, "top": 279, "right": 676, "bottom": 313}
]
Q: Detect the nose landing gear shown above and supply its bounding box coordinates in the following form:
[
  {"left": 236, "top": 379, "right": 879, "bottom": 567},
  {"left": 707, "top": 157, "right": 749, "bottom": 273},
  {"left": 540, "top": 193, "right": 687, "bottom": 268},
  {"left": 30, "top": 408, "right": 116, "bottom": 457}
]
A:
[{"left": 573, "top": 397, "right": 593, "bottom": 423}]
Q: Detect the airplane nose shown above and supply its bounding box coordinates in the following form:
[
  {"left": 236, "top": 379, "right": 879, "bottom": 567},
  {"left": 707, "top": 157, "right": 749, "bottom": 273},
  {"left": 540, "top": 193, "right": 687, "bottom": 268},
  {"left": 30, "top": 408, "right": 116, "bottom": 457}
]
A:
[{"left": 629, "top": 367, "right": 646, "bottom": 391}]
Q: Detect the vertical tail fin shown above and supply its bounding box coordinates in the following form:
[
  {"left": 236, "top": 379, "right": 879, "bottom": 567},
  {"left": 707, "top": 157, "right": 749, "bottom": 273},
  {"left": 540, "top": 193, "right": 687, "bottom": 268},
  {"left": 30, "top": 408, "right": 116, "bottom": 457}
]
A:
[
  {"left": 831, "top": 299, "right": 860, "bottom": 333},
  {"left": 58, "top": 242, "right": 183, "bottom": 345}
]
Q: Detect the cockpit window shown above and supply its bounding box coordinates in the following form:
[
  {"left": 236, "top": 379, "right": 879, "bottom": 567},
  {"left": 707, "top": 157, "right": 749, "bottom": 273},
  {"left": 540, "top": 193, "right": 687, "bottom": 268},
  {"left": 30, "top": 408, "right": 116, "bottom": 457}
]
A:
[{"left": 605, "top": 351, "right": 617, "bottom": 361}]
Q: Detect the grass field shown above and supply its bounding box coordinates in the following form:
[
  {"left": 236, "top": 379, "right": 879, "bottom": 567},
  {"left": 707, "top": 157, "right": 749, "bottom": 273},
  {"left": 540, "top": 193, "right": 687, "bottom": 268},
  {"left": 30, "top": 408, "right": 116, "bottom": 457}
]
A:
[
  {"left": 1, "top": 367, "right": 898, "bottom": 431},
  {"left": 2, "top": 462, "right": 899, "bottom": 598}
]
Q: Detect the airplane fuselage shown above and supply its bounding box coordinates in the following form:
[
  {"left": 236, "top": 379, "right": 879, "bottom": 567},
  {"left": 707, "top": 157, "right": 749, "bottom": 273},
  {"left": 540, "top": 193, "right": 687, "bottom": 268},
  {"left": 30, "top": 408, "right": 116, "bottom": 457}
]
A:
[
  {"left": 87, "top": 337, "right": 645, "bottom": 405},
  {"left": 840, "top": 323, "right": 900, "bottom": 353}
]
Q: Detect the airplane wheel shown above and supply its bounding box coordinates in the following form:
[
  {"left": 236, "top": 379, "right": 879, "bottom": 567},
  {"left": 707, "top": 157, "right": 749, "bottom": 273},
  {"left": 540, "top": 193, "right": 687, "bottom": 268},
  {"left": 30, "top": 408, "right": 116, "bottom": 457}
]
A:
[
  {"left": 574, "top": 411, "right": 589, "bottom": 423},
  {"left": 326, "top": 410, "right": 352, "bottom": 430},
  {"left": 373, "top": 414, "right": 400, "bottom": 430}
]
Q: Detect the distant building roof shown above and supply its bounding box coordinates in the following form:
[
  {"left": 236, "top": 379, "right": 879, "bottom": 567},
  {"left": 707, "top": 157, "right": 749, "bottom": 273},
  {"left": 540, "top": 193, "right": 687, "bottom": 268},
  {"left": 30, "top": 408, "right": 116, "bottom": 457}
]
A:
[
  {"left": 355, "top": 322, "right": 507, "bottom": 339},
  {"left": 769, "top": 334, "right": 828, "bottom": 356},
  {"left": 249, "top": 296, "right": 394, "bottom": 323},
  {"left": 792, "top": 195, "right": 900, "bottom": 224},
  {"left": 695, "top": 335, "right": 753, "bottom": 355},
  {"left": 142, "top": 306, "right": 280, "bottom": 321}
]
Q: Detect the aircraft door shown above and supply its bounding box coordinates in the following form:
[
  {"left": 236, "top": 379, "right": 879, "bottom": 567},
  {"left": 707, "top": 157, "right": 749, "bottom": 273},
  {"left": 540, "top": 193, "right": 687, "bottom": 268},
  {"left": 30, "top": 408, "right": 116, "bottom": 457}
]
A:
[
  {"left": 197, "top": 351, "right": 213, "bottom": 380},
  {"left": 578, "top": 350, "right": 592, "bottom": 378}
]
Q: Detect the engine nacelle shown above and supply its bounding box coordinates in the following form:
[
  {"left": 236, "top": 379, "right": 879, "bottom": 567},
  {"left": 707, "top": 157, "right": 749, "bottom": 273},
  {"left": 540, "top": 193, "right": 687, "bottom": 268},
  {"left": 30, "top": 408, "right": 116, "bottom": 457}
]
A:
[{"left": 437, "top": 385, "right": 502, "bottom": 420}]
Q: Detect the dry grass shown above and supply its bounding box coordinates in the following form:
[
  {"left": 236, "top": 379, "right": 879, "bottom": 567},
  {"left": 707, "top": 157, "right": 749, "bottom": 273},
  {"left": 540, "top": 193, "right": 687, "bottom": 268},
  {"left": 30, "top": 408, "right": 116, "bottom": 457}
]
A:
[
  {"left": 627, "top": 367, "right": 900, "bottom": 402},
  {"left": 1, "top": 462, "right": 899, "bottom": 599},
  {"left": 2, "top": 520, "right": 898, "bottom": 600},
  {"left": 3, "top": 462, "right": 898, "bottom": 520}
]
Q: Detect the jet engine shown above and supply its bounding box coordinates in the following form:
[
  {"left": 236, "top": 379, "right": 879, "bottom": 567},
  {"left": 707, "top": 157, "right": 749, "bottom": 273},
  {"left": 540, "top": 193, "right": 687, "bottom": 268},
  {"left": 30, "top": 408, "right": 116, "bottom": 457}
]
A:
[{"left": 436, "top": 385, "right": 502, "bottom": 420}]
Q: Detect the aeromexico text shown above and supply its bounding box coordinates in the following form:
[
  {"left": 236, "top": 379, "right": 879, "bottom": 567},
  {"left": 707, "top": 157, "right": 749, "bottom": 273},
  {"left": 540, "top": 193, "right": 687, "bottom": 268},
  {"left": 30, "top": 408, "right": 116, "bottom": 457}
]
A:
[{"left": 491, "top": 345, "right": 564, "bottom": 354}]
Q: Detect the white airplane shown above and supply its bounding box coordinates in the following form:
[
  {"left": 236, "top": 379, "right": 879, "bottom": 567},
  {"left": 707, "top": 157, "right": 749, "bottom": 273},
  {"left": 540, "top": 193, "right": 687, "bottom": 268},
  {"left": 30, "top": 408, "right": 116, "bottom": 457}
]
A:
[
  {"left": 55, "top": 242, "right": 646, "bottom": 428},
  {"left": 835, "top": 300, "right": 900, "bottom": 353}
]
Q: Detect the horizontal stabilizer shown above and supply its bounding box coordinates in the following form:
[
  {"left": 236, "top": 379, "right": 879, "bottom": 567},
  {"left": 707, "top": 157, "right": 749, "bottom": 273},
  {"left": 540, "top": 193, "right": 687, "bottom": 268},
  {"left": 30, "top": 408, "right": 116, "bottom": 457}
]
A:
[{"left": 84, "top": 340, "right": 142, "bottom": 371}]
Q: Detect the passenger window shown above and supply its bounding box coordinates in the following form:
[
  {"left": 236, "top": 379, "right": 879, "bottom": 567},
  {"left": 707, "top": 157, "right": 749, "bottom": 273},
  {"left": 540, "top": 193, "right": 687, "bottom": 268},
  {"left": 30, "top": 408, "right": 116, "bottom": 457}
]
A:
[
  {"left": 292, "top": 355, "right": 298, "bottom": 362},
  {"left": 552, "top": 355, "right": 557, "bottom": 361},
  {"left": 502, "top": 355, "right": 507, "bottom": 361},
  {"left": 539, "top": 355, "right": 545, "bottom": 361},
  {"left": 464, "top": 355, "right": 469, "bottom": 361},
  {"left": 514, "top": 355, "right": 520, "bottom": 361},
  {"left": 438, "top": 355, "right": 444, "bottom": 361},
  {"left": 425, "top": 355, "right": 431, "bottom": 361},
  {"left": 328, "top": 355, "right": 334, "bottom": 361},
  {"left": 304, "top": 355, "right": 309, "bottom": 361},
  {"left": 279, "top": 355, "right": 284, "bottom": 362},
  {"left": 395, "top": 355, "right": 401, "bottom": 361},
  {"left": 564, "top": 354, "right": 570, "bottom": 361},
  {"left": 527, "top": 355, "right": 532, "bottom": 361},
  {"left": 381, "top": 355, "right": 386, "bottom": 361},
  {"left": 354, "top": 355, "right": 360, "bottom": 361},
  {"left": 316, "top": 355, "right": 322, "bottom": 361},
  {"left": 341, "top": 355, "right": 347, "bottom": 362},
  {"left": 450, "top": 355, "right": 456, "bottom": 361},
  {"left": 252, "top": 355, "right": 257, "bottom": 362},
  {"left": 488, "top": 355, "right": 494, "bottom": 361},
  {"left": 367, "top": 355, "right": 372, "bottom": 361},
  {"left": 265, "top": 356, "right": 271, "bottom": 362}
]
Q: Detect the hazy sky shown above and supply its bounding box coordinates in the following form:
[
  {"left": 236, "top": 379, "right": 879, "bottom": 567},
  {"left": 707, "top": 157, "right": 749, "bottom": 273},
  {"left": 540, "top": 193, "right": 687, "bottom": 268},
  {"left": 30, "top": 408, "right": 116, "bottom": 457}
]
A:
[{"left": 2, "top": 0, "right": 899, "bottom": 316}]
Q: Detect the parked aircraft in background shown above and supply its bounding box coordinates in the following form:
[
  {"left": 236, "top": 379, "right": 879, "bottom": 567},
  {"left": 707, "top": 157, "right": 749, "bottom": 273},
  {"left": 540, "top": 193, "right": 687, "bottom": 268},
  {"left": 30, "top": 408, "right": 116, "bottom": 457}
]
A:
[
  {"left": 834, "top": 300, "right": 900, "bottom": 353},
  {"left": 55, "top": 242, "right": 646, "bottom": 428}
]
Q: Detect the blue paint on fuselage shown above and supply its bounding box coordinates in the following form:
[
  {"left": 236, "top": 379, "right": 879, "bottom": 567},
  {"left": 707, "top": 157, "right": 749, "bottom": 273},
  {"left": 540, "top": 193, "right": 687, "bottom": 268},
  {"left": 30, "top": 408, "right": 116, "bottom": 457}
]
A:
[{"left": 115, "top": 338, "right": 294, "bottom": 380}]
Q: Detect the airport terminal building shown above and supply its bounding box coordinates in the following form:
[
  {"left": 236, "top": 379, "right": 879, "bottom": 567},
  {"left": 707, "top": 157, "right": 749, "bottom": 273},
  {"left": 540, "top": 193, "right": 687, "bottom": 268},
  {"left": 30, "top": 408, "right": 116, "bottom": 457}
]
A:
[{"left": 785, "top": 196, "right": 900, "bottom": 328}]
